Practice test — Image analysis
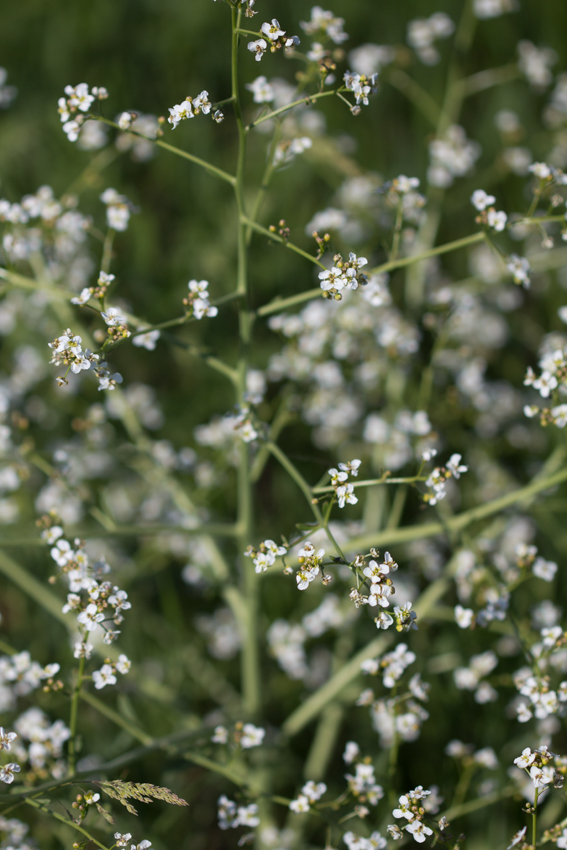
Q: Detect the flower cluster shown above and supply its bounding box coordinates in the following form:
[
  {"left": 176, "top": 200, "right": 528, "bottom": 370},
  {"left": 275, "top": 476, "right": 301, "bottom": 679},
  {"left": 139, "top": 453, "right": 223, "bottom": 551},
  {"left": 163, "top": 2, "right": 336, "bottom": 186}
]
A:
[
  {"left": 388, "top": 787, "right": 434, "bottom": 844},
  {"left": 300, "top": 7, "right": 348, "bottom": 45},
  {"left": 407, "top": 13, "right": 454, "bottom": 66},
  {"left": 40, "top": 516, "right": 132, "bottom": 659},
  {"left": 100, "top": 187, "right": 132, "bottom": 232},
  {"left": 182, "top": 279, "right": 218, "bottom": 320},
  {"left": 288, "top": 779, "right": 327, "bottom": 813},
  {"left": 211, "top": 722, "right": 265, "bottom": 748},
  {"left": 328, "top": 458, "right": 360, "bottom": 508},
  {"left": 244, "top": 539, "right": 288, "bottom": 573},
  {"left": 318, "top": 252, "right": 368, "bottom": 299},
  {"left": 514, "top": 745, "right": 567, "bottom": 790},
  {"left": 294, "top": 542, "right": 326, "bottom": 590},
  {"left": 471, "top": 189, "right": 508, "bottom": 231},
  {"left": 524, "top": 346, "right": 567, "bottom": 426},
  {"left": 473, "top": 0, "right": 518, "bottom": 19},
  {"left": 428, "top": 124, "right": 481, "bottom": 188},
  {"left": 247, "top": 20, "right": 300, "bottom": 62},
  {"left": 92, "top": 655, "right": 131, "bottom": 690},
  {"left": 0, "top": 651, "right": 61, "bottom": 710},
  {"left": 168, "top": 91, "right": 223, "bottom": 128},
  {"left": 273, "top": 136, "right": 313, "bottom": 166},
  {"left": 47, "top": 328, "right": 123, "bottom": 391},
  {"left": 344, "top": 71, "right": 378, "bottom": 112},
  {"left": 57, "top": 83, "right": 108, "bottom": 142},
  {"left": 423, "top": 453, "right": 468, "bottom": 505},
  {"left": 217, "top": 795, "right": 260, "bottom": 830}
]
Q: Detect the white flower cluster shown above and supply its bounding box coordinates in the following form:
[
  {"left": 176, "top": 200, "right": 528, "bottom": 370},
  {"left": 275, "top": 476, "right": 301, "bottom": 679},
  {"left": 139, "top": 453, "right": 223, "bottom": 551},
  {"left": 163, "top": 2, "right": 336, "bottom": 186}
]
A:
[
  {"left": 428, "top": 125, "right": 481, "bottom": 188},
  {"left": 12, "top": 706, "right": 71, "bottom": 779},
  {"left": 218, "top": 795, "right": 260, "bottom": 829},
  {"left": 47, "top": 328, "right": 123, "bottom": 391},
  {"left": 318, "top": 252, "right": 368, "bottom": 299},
  {"left": 473, "top": 0, "right": 518, "bottom": 19},
  {"left": 100, "top": 187, "right": 132, "bottom": 232},
  {"left": 183, "top": 279, "right": 219, "bottom": 320},
  {"left": 349, "top": 551, "right": 398, "bottom": 622},
  {"left": 0, "top": 651, "right": 60, "bottom": 711},
  {"left": 471, "top": 189, "right": 507, "bottom": 231},
  {"left": 384, "top": 175, "right": 427, "bottom": 223},
  {"left": 168, "top": 91, "right": 223, "bottom": 128},
  {"left": 344, "top": 757, "right": 384, "bottom": 806},
  {"left": 454, "top": 650, "right": 499, "bottom": 704},
  {"left": 363, "top": 674, "right": 430, "bottom": 748},
  {"left": 267, "top": 595, "right": 345, "bottom": 681},
  {"left": 248, "top": 19, "right": 300, "bottom": 62},
  {"left": 329, "top": 458, "right": 360, "bottom": 507},
  {"left": 273, "top": 136, "right": 313, "bottom": 166},
  {"left": 300, "top": 7, "right": 348, "bottom": 45},
  {"left": 0, "top": 727, "right": 18, "bottom": 785},
  {"left": 295, "top": 542, "right": 326, "bottom": 590},
  {"left": 344, "top": 830, "right": 386, "bottom": 849},
  {"left": 518, "top": 40, "right": 557, "bottom": 91},
  {"left": 289, "top": 779, "right": 326, "bottom": 813},
  {"left": 344, "top": 71, "right": 378, "bottom": 111},
  {"left": 524, "top": 347, "right": 567, "bottom": 425},
  {"left": 407, "top": 13, "right": 454, "bottom": 66},
  {"left": 363, "top": 643, "right": 416, "bottom": 688},
  {"left": 506, "top": 253, "right": 531, "bottom": 288},
  {"left": 423, "top": 453, "right": 468, "bottom": 505},
  {"left": 246, "top": 75, "right": 274, "bottom": 104},
  {"left": 57, "top": 83, "right": 108, "bottom": 142},
  {"left": 513, "top": 622, "right": 567, "bottom": 722},
  {"left": 513, "top": 745, "right": 566, "bottom": 790},
  {"left": 42, "top": 520, "right": 132, "bottom": 674},
  {"left": 211, "top": 722, "right": 265, "bottom": 748},
  {"left": 388, "top": 787, "right": 434, "bottom": 844},
  {"left": 244, "top": 539, "right": 288, "bottom": 573}
]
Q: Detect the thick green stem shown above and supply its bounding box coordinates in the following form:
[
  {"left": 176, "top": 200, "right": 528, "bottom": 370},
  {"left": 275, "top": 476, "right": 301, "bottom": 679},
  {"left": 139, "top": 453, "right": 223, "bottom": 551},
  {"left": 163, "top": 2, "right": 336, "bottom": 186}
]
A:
[{"left": 232, "top": 4, "right": 260, "bottom": 717}]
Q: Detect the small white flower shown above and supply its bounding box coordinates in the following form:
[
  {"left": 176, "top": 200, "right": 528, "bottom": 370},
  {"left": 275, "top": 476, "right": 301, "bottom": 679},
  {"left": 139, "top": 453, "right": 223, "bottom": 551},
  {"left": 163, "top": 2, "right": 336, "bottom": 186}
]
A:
[
  {"left": 212, "top": 725, "right": 228, "bottom": 744},
  {"left": 0, "top": 763, "right": 20, "bottom": 784},
  {"left": 248, "top": 38, "right": 268, "bottom": 61},
  {"left": 246, "top": 75, "right": 274, "bottom": 103},
  {"left": 471, "top": 189, "right": 496, "bottom": 210},
  {"left": 289, "top": 794, "right": 310, "bottom": 813},
  {"left": 115, "top": 654, "right": 131, "bottom": 675},
  {"left": 240, "top": 723, "right": 265, "bottom": 748},
  {"left": 92, "top": 664, "right": 118, "bottom": 690}
]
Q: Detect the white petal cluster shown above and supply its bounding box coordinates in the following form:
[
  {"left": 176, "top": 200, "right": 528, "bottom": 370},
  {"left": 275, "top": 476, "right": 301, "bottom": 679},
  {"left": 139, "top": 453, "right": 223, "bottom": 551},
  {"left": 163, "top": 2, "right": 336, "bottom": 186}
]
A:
[
  {"left": 244, "top": 539, "right": 287, "bottom": 573},
  {"left": 168, "top": 91, "right": 212, "bottom": 129},
  {"left": 473, "top": 0, "right": 518, "bottom": 19},
  {"left": 407, "top": 13, "right": 454, "bottom": 66},
  {"left": 100, "top": 187, "right": 132, "bottom": 232},
  {"left": 428, "top": 125, "right": 481, "bottom": 188},
  {"left": 344, "top": 71, "right": 378, "bottom": 109},
  {"left": 389, "top": 787, "right": 434, "bottom": 843},
  {"left": 328, "top": 458, "right": 360, "bottom": 507},
  {"left": 217, "top": 795, "right": 260, "bottom": 829},
  {"left": 57, "top": 83, "right": 108, "bottom": 142},
  {"left": 318, "top": 252, "right": 368, "bottom": 299},
  {"left": 184, "top": 280, "right": 218, "bottom": 320},
  {"left": 300, "top": 7, "right": 348, "bottom": 44}
]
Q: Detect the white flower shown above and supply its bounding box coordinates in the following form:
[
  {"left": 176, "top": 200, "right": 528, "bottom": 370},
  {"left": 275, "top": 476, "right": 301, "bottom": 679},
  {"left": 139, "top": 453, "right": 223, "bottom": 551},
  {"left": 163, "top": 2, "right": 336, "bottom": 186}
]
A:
[
  {"left": 0, "top": 763, "right": 20, "bottom": 784},
  {"left": 528, "top": 161, "right": 552, "bottom": 179},
  {"left": 240, "top": 723, "right": 265, "bottom": 748},
  {"left": 118, "top": 111, "right": 134, "bottom": 130},
  {"left": 514, "top": 748, "right": 536, "bottom": 769},
  {"left": 77, "top": 603, "right": 104, "bottom": 632},
  {"left": 168, "top": 99, "right": 193, "bottom": 128},
  {"left": 533, "top": 557, "right": 557, "bottom": 581},
  {"left": 455, "top": 605, "right": 474, "bottom": 628},
  {"left": 92, "top": 664, "right": 117, "bottom": 690},
  {"left": 0, "top": 728, "right": 17, "bottom": 751},
  {"left": 556, "top": 827, "right": 567, "bottom": 849},
  {"left": 302, "top": 780, "right": 326, "bottom": 802},
  {"left": 261, "top": 19, "right": 286, "bottom": 40},
  {"left": 343, "top": 741, "right": 360, "bottom": 763},
  {"left": 71, "top": 287, "right": 93, "bottom": 306},
  {"left": 471, "top": 189, "right": 496, "bottom": 210},
  {"left": 248, "top": 38, "right": 268, "bottom": 61},
  {"left": 289, "top": 794, "right": 310, "bottom": 813},
  {"left": 132, "top": 329, "right": 160, "bottom": 350},
  {"left": 101, "top": 307, "right": 127, "bottom": 327},
  {"left": 447, "top": 454, "right": 467, "bottom": 478},
  {"left": 405, "top": 821, "right": 433, "bottom": 843},
  {"left": 486, "top": 209, "right": 508, "bottom": 231},
  {"left": 115, "top": 654, "right": 131, "bottom": 675},
  {"left": 246, "top": 75, "right": 274, "bottom": 103},
  {"left": 507, "top": 254, "right": 531, "bottom": 287},
  {"left": 212, "top": 725, "right": 228, "bottom": 744}
]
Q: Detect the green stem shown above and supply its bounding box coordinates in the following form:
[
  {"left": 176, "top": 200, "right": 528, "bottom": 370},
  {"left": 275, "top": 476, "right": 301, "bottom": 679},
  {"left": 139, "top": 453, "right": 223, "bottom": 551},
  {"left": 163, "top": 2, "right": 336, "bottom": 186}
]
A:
[
  {"left": 231, "top": 4, "right": 260, "bottom": 718},
  {"left": 312, "top": 474, "right": 425, "bottom": 494},
  {"left": 100, "top": 228, "right": 115, "bottom": 275},
  {"left": 67, "top": 654, "right": 85, "bottom": 776},
  {"left": 91, "top": 116, "right": 236, "bottom": 185},
  {"left": 242, "top": 216, "right": 326, "bottom": 269},
  {"left": 533, "top": 787, "right": 539, "bottom": 847},
  {"left": 266, "top": 441, "right": 323, "bottom": 525},
  {"left": 24, "top": 797, "right": 111, "bottom": 850},
  {"left": 245, "top": 89, "right": 338, "bottom": 131}
]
